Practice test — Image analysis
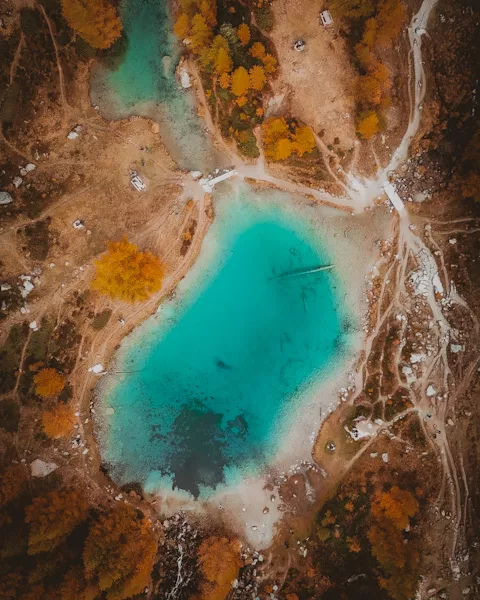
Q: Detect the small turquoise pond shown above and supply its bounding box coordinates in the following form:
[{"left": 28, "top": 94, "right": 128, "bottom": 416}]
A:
[
  {"left": 94, "top": 0, "right": 217, "bottom": 170},
  {"left": 98, "top": 189, "right": 346, "bottom": 498}
]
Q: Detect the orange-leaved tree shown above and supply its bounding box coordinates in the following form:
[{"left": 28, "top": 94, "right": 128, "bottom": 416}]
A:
[
  {"left": 83, "top": 503, "right": 157, "bottom": 600},
  {"left": 356, "top": 110, "right": 379, "bottom": 139},
  {"left": 237, "top": 23, "right": 251, "bottom": 46},
  {"left": 249, "top": 41, "right": 266, "bottom": 59},
  {"left": 249, "top": 65, "right": 267, "bottom": 91},
  {"left": 58, "top": 567, "right": 99, "bottom": 600},
  {"left": 173, "top": 13, "right": 190, "bottom": 39},
  {"left": 371, "top": 486, "right": 419, "bottom": 530},
  {"left": 61, "top": 0, "right": 122, "bottom": 49},
  {"left": 368, "top": 487, "right": 420, "bottom": 600},
  {"left": 231, "top": 66, "right": 250, "bottom": 97},
  {"left": 25, "top": 489, "right": 88, "bottom": 554},
  {"left": 198, "top": 536, "right": 242, "bottom": 600},
  {"left": 34, "top": 368, "right": 65, "bottom": 399},
  {"left": 42, "top": 403, "right": 76, "bottom": 439},
  {"left": 91, "top": 237, "right": 164, "bottom": 303}
]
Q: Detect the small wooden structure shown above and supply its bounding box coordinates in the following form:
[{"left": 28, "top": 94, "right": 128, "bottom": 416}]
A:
[{"left": 320, "top": 10, "right": 333, "bottom": 26}]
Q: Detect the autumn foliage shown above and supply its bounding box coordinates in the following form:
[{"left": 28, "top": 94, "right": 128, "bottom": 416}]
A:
[
  {"left": 83, "top": 504, "right": 157, "bottom": 600},
  {"left": 368, "top": 487, "right": 420, "bottom": 600},
  {"left": 197, "top": 536, "right": 242, "bottom": 600},
  {"left": 91, "top": 237, "right": 164, "bottom": 303},
  {"left": 0, "top": 465, "right": 25, "bottom": 507},
  {"left": 33, "top": 368, "right": 65, "bottom": 398},
  {"left": 332, "top": 0, "right": 406, "bottom": 138},
  {"left": 42, "top": 403, "right": 76, "bottom": 438},
  {"left": 263, "top": 117, "right": 316, "bottom": 161},
  {"left": 25, "top": 489, "right": 88, "bottom": 554},
  {"left": 61, "top": 0, "right": 122, "bottom": 49},
  {"left": 172, "top": 0, "right": 281, "bottom": 158}
]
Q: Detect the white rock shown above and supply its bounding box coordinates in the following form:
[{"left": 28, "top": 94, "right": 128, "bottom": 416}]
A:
[
  {"left": 382, "top": 453, "right": 389, "bottom": 463},
  {"left": 25, "top": 163, "right": 36, "bottom": 172},
  {"left": 29, "top": 321, "right": 38, "bottom": 331},
  {"left": 410, "top": 353, "right": 425, "bottom": 364},
  {"left": 13, "top": 176, "right": 23, "bottom": 188},
  {"left": 0, "top": 191, "right": 13, "bottom": 205},
  {"left": 67, "top": 130, "right": 79, "bottom": 140},
  {"left": 449, "top": 238, "right": 457, "bottom": 245},
  {"left": 180, "top": 68, "right": 191, "bottom": 88},
  {"left": 88, "top": 363, "right": 105, "bottom": 374},
  {"left": 1, "top": 283, "right": 12, "bottom": 291},
  {"left": 450, "top": 344, "right": 463, "bottom": 353},
  {"left": 426, "top": 384, "right": 436, "bottom": 397},
  {"left": 31, "top": 459, "right": 59, "bottom": 477}
]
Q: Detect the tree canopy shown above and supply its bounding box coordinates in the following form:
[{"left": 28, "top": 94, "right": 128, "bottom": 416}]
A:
[
  {"left": 83, "top": 504, "right": 157, "bottom": 600},
  {"left": 198, "top": 536, "right": 242, "bottom": 600},
  {"left": 91, "top": 237, "right": 164, "bottom": 303},
  {"left": 25, "top": 489, "right": 88, "bottom": 554},
  {"left": 42, "top": 403, "right": 75, "bottom": 439},
  {"left": 33, "top": 368, "right": 65, "bottom": 399},
  {"left": 263, "top": 118, "right": 317, "bottom": 161},
  {"left": 61, "top": 0, "right": 122, "bottom": 50}
]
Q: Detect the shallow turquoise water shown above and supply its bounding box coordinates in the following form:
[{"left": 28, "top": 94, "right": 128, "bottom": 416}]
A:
[
  {"left": 99, "top": 189, "right": 345, "bottom": 497},
  {"left": 97, "top": 0, "right": 217, "bottom": 170}
]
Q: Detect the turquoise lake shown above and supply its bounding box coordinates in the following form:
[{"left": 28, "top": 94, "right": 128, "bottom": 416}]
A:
[
  {"left": 98, "top": 189, "right": 346, "bottom": 497},
  {"left": 94, "top": 1, "right": 349, "bottom": 498}
]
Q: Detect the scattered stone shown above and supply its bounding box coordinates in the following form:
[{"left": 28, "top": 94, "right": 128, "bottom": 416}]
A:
[
  {"left": 72, "top": 219, "right": 85, "bottom": 229},
  {"left": 0, "top": 191, "right": 13, "bottom": 205},
  {"left": 13, "top": 176, "right": 23, "bottom": 188},
  {"left": 18, "top": 275, "right": 34, "bottom": 298},
  {"left": 263, "top": 507, "right": 269, "bottom": 514},
  {"left": 0, "top": 283, "right": 12, "bottom": 291},
  {"left": 67, "top": 125, "right": 83, "bottom": 140},
  {"left": 31, "top": 459, "right": 58, "bottom": 477},
  {"left": 450, "top": 344, "right": 463, "bottom": 353}
]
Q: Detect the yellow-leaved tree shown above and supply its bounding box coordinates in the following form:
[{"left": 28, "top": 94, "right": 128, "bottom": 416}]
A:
[
  {"left": 215, "top": 47, "right": 232, "bottom": 75},
  {"left": 42, "top": 403, "right": 76, "bottom": 439},
  {"left": 91, "top": 237, "right": 164, "bottom": 303},
  {"left": 190, "top": 13, "right": 213, "bottom": 54},
  {"left": 292, "top": 125, "right": 316, "bottom": 156},
  {"left": 61, "top": 0, "right": 122, "bottom": 50},
  {"left": 34, "top": 368, "right": 65, "bottom": 399}
]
